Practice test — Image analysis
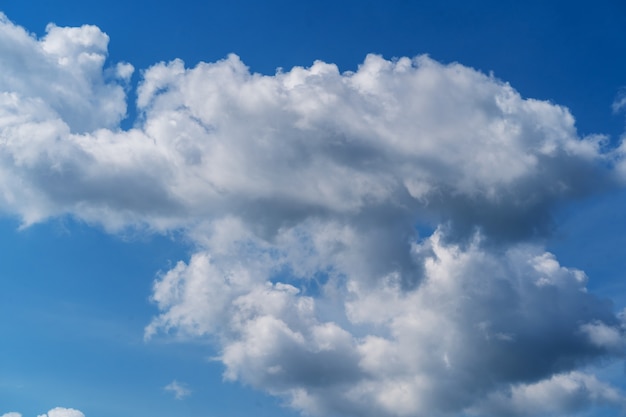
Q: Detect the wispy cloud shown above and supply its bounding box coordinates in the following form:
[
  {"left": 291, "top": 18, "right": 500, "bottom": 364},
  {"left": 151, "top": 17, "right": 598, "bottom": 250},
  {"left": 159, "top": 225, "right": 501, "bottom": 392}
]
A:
[{"left": 164, "top": 380, "right": 191, "bottom": 400}]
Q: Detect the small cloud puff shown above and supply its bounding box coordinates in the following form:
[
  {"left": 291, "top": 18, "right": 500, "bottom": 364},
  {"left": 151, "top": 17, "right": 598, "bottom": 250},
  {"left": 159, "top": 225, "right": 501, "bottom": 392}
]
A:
[
  {"left": 37, "top": 408, "right": 85, "bottom": 417},
  {"left": 2, "top": 408, "right": 85, "bottom": 417},
  {"left": 164, "top": 380, "right": 191, "bottom": 400}
]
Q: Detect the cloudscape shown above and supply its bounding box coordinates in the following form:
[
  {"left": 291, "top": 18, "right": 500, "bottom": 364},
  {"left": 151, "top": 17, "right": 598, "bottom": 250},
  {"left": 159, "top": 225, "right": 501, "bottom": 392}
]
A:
[{"left": 1, "top": 3, "right": 625, "bottom": 417}]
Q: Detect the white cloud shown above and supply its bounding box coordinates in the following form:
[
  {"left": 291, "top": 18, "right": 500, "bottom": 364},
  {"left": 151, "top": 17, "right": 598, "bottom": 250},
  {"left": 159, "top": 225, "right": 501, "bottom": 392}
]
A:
[
  {"left": 469, "top": 371, "right": 626, "bottom": 417},
  {"left": 2, "top": 408, "right": 85, "bottom": 417},
  {"left": 580, "top": 320, "right": 626, "bottom": 353},
  {"left": 1, "top": 12, "right": 625, "bottom": 417},
  {"left": 148, "top": 229, "right": 626, "bottom": 416},
  {"left": 164, "top": 380, "right": 191, "bottom": 400},
  {"left": 36, "top": 408, "right": 85, "bottom": 417},
  {"left": 0, "top": 13, "right": 131, "bottom": 133},
  {"left": 0, "top": 14, "right": 615, "bottom": 232}
]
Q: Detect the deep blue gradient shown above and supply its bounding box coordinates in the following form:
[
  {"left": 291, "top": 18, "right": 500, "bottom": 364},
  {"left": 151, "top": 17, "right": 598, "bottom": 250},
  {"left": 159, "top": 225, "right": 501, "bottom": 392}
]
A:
[{"left": 4, "top": 1, "right": 625, "bottom": 137}]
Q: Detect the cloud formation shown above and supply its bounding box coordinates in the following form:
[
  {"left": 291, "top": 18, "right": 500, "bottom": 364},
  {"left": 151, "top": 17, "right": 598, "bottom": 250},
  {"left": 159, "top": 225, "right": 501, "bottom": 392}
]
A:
[
  {"left": 1, "top": 13, "right": 625, "bottom": 417},
  {"left": 469, "top": 371, "right": 626, "bottom": 417},
  {"left": 1, "top": 408, "right": 85, "bottom": 417},
  {"left": 164, "top": 379, "right": 191, "bottom": 400},
  {"left": 148, "top": 228, "right": 626, "bottom": 417},
  {"left": 36, "top": 408, "right": 84, "bottom": 417},
  {"left": 1, "top": 407, "right": 85, "bottom": 417},
  {"left": 0, "top": 11, "right": 615, "bottom": 233}
]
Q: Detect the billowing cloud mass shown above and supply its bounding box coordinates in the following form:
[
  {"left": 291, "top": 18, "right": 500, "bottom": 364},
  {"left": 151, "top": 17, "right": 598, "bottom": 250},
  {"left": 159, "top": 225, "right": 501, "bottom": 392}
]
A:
[
  {"left": 1, "top": 413, "right": 22, "bottom": 417},
  {"left": 0, "top": 13, "right": 625, "bottom": 417}
]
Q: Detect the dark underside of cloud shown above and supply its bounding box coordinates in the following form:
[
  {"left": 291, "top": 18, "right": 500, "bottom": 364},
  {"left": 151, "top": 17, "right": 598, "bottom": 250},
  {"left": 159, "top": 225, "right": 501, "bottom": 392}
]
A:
[{"left": 1, "top": 12, "right": 625, "bottom": 417}]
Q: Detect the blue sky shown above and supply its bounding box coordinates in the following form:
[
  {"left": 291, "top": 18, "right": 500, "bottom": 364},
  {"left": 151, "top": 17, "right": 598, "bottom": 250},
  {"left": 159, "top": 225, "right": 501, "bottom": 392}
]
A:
[{"left": 0, "top": 2, "right": 626, "bottom": 417}]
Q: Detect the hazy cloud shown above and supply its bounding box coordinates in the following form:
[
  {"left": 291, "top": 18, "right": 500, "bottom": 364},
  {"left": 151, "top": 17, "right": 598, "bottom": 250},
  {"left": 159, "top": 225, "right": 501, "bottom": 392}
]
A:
[{"left": 164, "top": 380, "right": 191, "bottom": 400}]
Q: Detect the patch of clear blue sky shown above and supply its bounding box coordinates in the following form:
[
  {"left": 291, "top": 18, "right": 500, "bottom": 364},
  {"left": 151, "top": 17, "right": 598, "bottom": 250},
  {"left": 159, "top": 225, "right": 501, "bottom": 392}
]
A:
[
  {"left": 1, "top": 1, "right": 626, "bottom": 416},
  {"left": 0, "top": 217, "right": 292, "bottom": 417}
]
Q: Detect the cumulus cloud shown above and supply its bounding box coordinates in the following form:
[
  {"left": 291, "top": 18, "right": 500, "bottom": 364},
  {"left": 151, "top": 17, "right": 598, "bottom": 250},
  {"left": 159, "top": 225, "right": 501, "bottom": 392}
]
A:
[
  {"left": 1, "top": 408, "right": 84, "bottom": 417},
  {"left": 164, "top": 379, "right": 191, "bottom": 400},
  {"left": 469, "top": 371, "right": 626, "bottom": 417},
  {"left": 1, "top": 12, "right": 625, "bottom": 417},
  {"left": 36, "top": 408, "right": 85, "bottom": 417},
  {"left": 0, "top": 12, "right": 615, "bottom": 232},
  {"left": 149, "top": 229, "right": 625, "bottom": 417},
  {"left": 0, "top": 13, "right": 131, "bottom": 133}
]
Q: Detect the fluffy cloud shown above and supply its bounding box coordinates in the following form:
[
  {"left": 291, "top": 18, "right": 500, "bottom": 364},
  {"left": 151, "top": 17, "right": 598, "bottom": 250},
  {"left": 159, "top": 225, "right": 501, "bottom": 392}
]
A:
[
  {"left": 0, "top": 13, "right": 131, "bottom": 133},
  {"left": 0, "top": 12, "right": 615, "bottom": 233},
  {"left": 1, "top": 408, "right": 84, "bottom": 417},
  {"left": 148, "top": 228, "right": 626, "bottom": 416},
  {"left": 36, "top": 408, "right": 84, "bottom": 417},
  {"left": 469, "top": 371, "right": 626, "bottom": 417},
  {"left": 1, "top": 13, "right": 625, "bottom": 417}
]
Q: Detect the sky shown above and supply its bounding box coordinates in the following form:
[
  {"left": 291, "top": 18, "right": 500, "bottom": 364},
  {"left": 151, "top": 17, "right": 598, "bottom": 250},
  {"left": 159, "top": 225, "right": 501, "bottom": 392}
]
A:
[{"left": 0, "top": 1, "right": 626, "bottom": 417}]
